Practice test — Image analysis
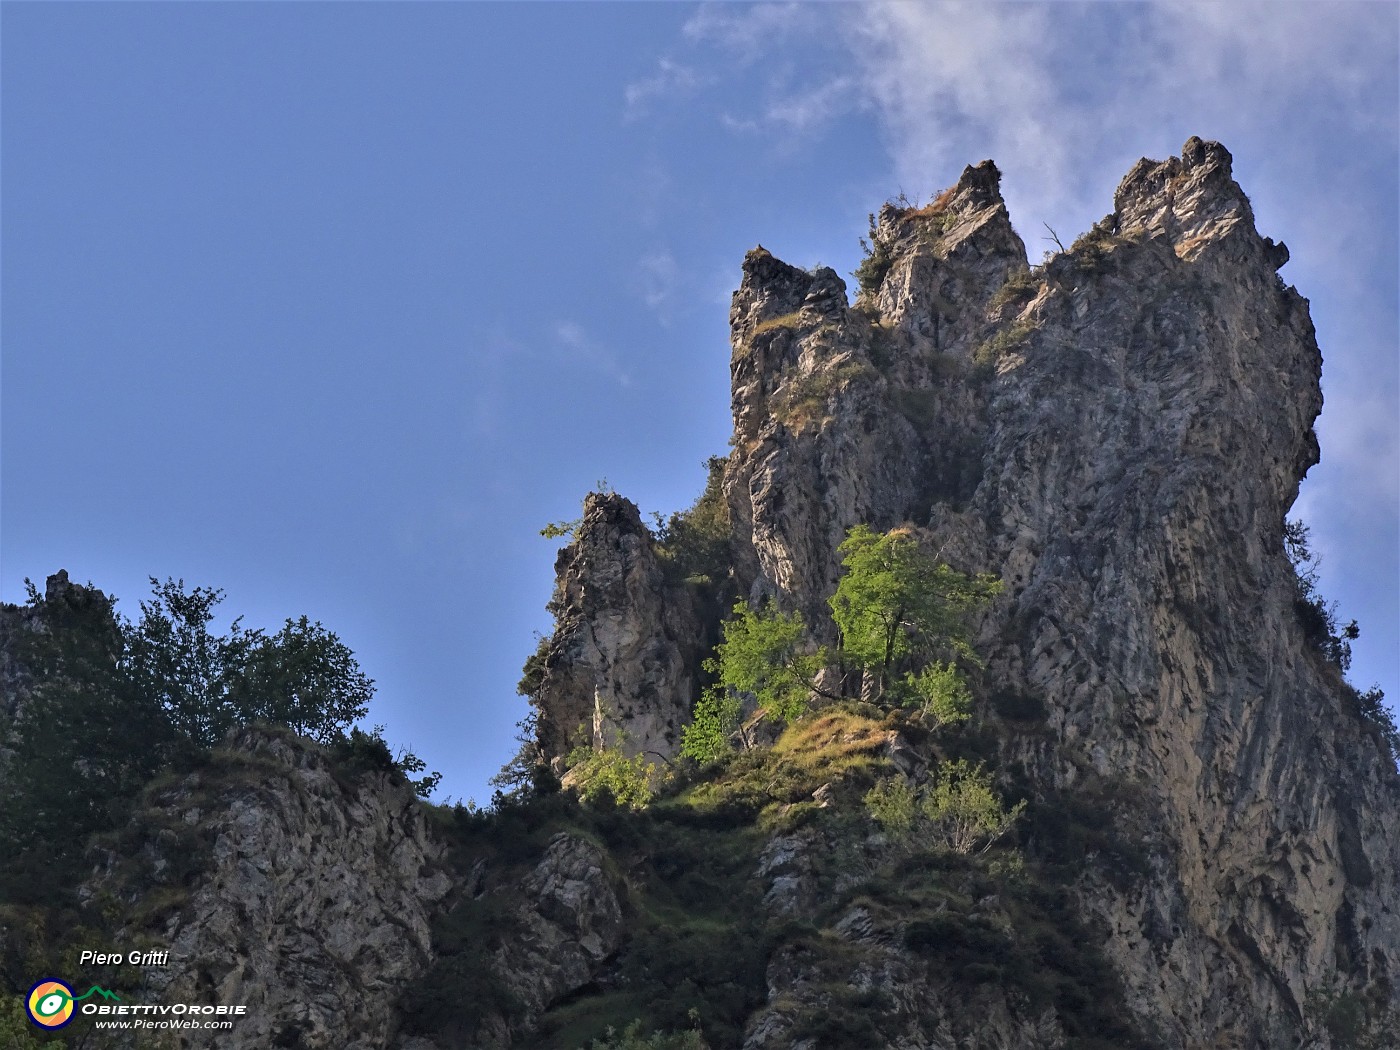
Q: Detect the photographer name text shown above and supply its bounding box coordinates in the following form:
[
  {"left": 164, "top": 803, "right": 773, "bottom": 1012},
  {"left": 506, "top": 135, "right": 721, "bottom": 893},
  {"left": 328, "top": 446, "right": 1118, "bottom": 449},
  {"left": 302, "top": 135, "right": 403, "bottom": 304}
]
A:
[{"left": 80, "top": 949, "right": 171, "bottom": 967}]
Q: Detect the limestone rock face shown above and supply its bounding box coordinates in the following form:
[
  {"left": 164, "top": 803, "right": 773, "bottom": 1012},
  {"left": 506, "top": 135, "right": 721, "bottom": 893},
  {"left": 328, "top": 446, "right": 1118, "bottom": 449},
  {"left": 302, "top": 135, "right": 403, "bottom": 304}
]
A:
[
  {"left": 484, "top": 831, "right": 626, "bottom": 1039},
  {"left": 105, "top": 729, "right": 451, "bottom": 1050},
  {"left": 533, "top": 137, "right": 1400, "bottom": 1047},
  {"left": 531, "top": 493, "right": 704, "bottom": 766},
  {"left": 957, "top": 138, "right": 1399, "bottom": 1047},
  {"left": 722, "top": 161, "right": 1026, "bottom": 639}
]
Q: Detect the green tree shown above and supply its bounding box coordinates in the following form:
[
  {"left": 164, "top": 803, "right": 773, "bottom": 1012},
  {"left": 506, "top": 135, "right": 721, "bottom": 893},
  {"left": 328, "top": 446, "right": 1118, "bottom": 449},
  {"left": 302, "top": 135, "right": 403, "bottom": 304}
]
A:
[
  {"left": 829, "top": 525, "right": 1000, "bottom": 701},
  {"left": 904, "top": 661, "right": 973, "bottom": 728},
  {"left": 863, "top": 761, "right": 1025, "bottom": 856},
  {"left": 0, "top": 577, "right": 173, "bottom": 901},
  {"left": 1285, "top": 518, "right": 1360, "bottom": 671},
  {"left": 0, "top": 995, "right": 63, "bottom": 1048},
  {"left": 680, "top": 687, "right": 742, "bottom": 764},
  {"left": 124, "top": 578, "right": 235, "bottom": 748},
  {"left": 706, "top": 600, "right": 827, "bottom": 725},
  {"left": 125, "top": 579, "right": 373, "bottom": 748},
  {"left": 924, "top": 760, "right": 1026, "bottom": 855},
  {"left": 653, "top": 456, "right": 731, "bottom": 583},
  {"left": 567, "top": 741, "right": 656, "bottom": 809},
  {"left": 227, "top": 616, "right": 373, "bottom": 744}
]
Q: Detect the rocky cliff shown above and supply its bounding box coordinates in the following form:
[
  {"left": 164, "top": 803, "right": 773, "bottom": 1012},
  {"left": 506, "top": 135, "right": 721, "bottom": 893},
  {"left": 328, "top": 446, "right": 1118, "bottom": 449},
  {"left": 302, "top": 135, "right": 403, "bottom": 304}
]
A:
[
  {"left": 525, "top": 138, "right": 1400, "bottom": 1048},
  {"left": 6, "top": 137, "right": 1395, "bottom": 1050},
  {"left": 89, "top": 728, "right": 453, "bottom": 1050}
]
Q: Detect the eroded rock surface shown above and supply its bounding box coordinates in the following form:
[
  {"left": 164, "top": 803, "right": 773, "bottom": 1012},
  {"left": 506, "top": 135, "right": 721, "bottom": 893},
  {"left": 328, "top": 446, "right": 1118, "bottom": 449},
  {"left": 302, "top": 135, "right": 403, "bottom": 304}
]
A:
[
  {"left": 532, "top": 493, "right": 705, "bottom": 766},
  {"left": 104, "top": 730, "right": 451, "bottom": 1050},
  {"left": 529, "top": 137, "right": 1400, "bottom": 1048}
]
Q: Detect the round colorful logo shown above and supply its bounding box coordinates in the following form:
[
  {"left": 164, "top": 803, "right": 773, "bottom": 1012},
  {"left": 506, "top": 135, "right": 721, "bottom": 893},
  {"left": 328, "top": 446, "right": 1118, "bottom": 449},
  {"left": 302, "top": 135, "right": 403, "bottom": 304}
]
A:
[{"left": 27, "top": 979, "right": 76, "bottom": 1029}]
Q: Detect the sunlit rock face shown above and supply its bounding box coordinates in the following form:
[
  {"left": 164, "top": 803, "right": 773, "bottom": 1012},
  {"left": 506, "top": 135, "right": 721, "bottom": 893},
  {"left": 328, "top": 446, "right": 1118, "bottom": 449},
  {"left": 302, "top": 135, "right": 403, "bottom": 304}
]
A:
[
  {"left": 531, "top": 138, "right": 1400, "bottom": 1048},
  {"left": 531, "top": 492, "right": 706, "bottom": 769}
]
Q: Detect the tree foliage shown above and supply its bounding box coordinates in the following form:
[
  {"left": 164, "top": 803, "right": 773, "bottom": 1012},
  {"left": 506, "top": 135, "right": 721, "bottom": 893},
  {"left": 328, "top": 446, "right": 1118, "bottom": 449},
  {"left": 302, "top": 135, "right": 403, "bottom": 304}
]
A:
[
  {"left": 682, "top": 524, "right": 999, "bottom": 760},
  {"left": 1285, "top": 520, "right": 1396, "bottom": 767},
  {"left": 925, "top": 760, "right": 1027, "bottom": 855},
  {"left": 706, "top": 601, "right": 826, "bottom": 725},
  {"left": 903, "top": 661, "right": 973, "bottom": 729},
  {"left": 0, "top": 579, "right": 173, "bottom": 898},
  {"left": 125, "top": 579, "right": 372, "bottom": 747},
  {"left": 829, "top": 525, "right": 1000, "bottom": 699},
  {"left": 228, "top": 616, "right": 374, "bottom": 745},
  {"left": 853, "top": 212, "right": 894, "bottom": 297},
  {"left": 653, "top": 456, "right": 731, "bottom": 584},
  {"left": 567, "top": 741, "right": 656, "bottom": 810},
  {"left": 0, "top": 574, "right": 431, "bottom": 903},
  {"left": 864, "top": 761, "right": 1025, "bottom": 855},
  {"left": 1285, "top": 519, "right": 1360, "bottom": 672},
  {"left": 680, "top": 688, "right": 742, "bottom": 765}
]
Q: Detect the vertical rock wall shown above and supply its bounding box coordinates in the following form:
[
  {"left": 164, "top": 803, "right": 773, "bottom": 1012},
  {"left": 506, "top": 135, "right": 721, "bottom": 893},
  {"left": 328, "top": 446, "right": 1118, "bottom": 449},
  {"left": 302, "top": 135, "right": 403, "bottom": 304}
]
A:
[{"left": 528, "top": 137, "right": 1400, "bottom": 1047}]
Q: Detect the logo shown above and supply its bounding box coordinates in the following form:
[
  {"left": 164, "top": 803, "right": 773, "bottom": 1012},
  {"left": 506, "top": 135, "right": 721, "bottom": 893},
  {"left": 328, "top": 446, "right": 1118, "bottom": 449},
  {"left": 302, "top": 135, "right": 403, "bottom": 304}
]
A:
[{"left": 26, "top": 979, "right": 121, "bottom": 1029}]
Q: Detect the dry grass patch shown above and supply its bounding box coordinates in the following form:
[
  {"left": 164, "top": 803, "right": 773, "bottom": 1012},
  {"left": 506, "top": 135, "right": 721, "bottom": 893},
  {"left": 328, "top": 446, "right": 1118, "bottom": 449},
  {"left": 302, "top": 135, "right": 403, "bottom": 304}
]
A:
[
  {"left": 905, "top": 185, "right": 957, "bottom": 218},
  {"left": 752, "top": 311, "right": 804, "bottom": 336},
  {"left": 771, "top": 707, "right": 893, "bottom": 780}
]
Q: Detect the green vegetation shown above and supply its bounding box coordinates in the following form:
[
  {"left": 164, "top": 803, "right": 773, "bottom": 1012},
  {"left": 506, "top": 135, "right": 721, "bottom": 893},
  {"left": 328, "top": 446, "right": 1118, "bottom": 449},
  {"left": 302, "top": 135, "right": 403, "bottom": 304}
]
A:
[
  {"left": 407, "top": 788, "right": 768, "bottom": 1049},
  {"left": 1305, "top": 979, "right": 1399, "bottom": 1049},
  {"left": 680, "top": 688, "right": 742, "bottom": 765},
  {"left": 771, "top": 361, "right": 874, "bottom": 429},
  {"left": 971, "top": 319, "right": 1040, "bottom": 371},
  {"left": 568, "top": 740, "right": 657, "bottom": 810},
  {"left": 653, "top": 456, "right": 731, "bottom": 586},
  {"left": 681, "top": 525, "right": 999, "bottom": 766},
  {"left": 865, "top": 760, "right": 1025, "bottom": 854},
  {"left": 1285, "top": 519, "right": 1397, "bottom": 765},
  {"left": 125, "top": 577, "right": 373, "bottom": 748},
  {"left": 0, "top": 575, "right": 433, "bottom": 910},
  {"left": 1285, "top": 519, "right": 1358, "bottom": 671},
  {"left": 1069, "top": 223, "right": 1133, "bottom": 274},
  {"left": 436, "top": 671, "right": 1162, "bottom": 1050},
  {"left": 681, "top": 706, "right": 900, "bottom": 826},
  {"left": 584, "top": 1020, "right": 707, "bottom": 1050},
  {"left": 0, "top": 987, "right": 63, "bottom": 1048},
  {"left": 853, "top": 212, "right": 894, "bottom": 297},
  {"left": 989, "top": 265, "right": 1039, "bottom": 310},
  {"left": 703, "top": 600, "right": 828, "bottom": 726},
  {"left": 541, "top": 517, "right": 582, "bottom": 539},
  {"left": 905, "top": 660, "right": 973, "bottom": 728},
  {"left": 829, "top": 524, "right": 1001, "bottom": 702}
]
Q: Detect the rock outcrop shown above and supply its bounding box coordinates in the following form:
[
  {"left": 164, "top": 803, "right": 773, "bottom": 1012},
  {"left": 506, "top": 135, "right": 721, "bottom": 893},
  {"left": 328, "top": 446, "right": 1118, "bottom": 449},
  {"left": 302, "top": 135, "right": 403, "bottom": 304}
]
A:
[
  {"left": 531, "top": 493, "right": 706, "bottom": 767},
  {"left": 528, "top": 138, "right": 1400, "bottom": 1048},
  {"left": 97, "top": 729, "right": 452, "bottom": 1050},
  {"left": 29, "top": 136, "right": 1389, "bottom": 1050}
]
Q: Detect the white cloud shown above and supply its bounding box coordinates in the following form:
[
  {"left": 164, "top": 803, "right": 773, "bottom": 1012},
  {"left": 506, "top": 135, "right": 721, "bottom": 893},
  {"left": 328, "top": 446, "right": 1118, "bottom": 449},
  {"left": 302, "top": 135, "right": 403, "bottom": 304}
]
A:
[
  {"left": 637, "top": 248, "right": 678, "bottom": 318},
  {"left": 641, "top": 0, "right": 1399, "bottom": 691},
  {"left": 624, "top": 58, "right": 708, "bottom": 119},
  {"left": 682, "top": 3, "right": 810, "bottom": 60},
  {"left": 554, "top": 320, "right": 632, "bottom": 387},
  {"left": 764, "top": 74, "right": 860, "bottom": 135}
]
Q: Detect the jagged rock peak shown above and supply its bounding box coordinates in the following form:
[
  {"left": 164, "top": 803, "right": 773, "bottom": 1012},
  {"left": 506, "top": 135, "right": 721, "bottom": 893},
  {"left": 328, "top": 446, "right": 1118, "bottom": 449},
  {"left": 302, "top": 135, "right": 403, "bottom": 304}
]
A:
[
  {"left": 733, "top": 247, "right": 848, "bottom": 337},
  {"left": 531, "top": 491, "right": 704, "bottom": 769},
  {"left": 1112, "top": 136, "right": 1289, "bottom": 267}
]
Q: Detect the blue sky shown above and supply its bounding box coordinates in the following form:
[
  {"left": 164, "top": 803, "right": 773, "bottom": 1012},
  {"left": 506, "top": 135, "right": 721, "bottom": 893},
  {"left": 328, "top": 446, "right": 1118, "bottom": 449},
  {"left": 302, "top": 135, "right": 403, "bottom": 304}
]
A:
[{"left": 4, "top": 3, "right": 1396, "bottom": 804}]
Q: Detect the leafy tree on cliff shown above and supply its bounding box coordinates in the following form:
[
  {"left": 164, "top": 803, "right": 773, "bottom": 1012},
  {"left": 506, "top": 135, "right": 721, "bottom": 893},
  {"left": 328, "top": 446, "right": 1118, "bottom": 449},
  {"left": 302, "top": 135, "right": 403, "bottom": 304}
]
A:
[
  {"left": 126, "top": 579, "right": 371, "bottom": 747},
  {"left": 706, "top": 600, "right": 828, "bottom": 725},
  {"left": 0, "top": 575, "right": 432, "bottom": 903},
  {"left": 829, "top": 525, "right": 1001, "bottom": 702},
  {"left": 0, "top": 577, "right": 173, "bottom": 901}
]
